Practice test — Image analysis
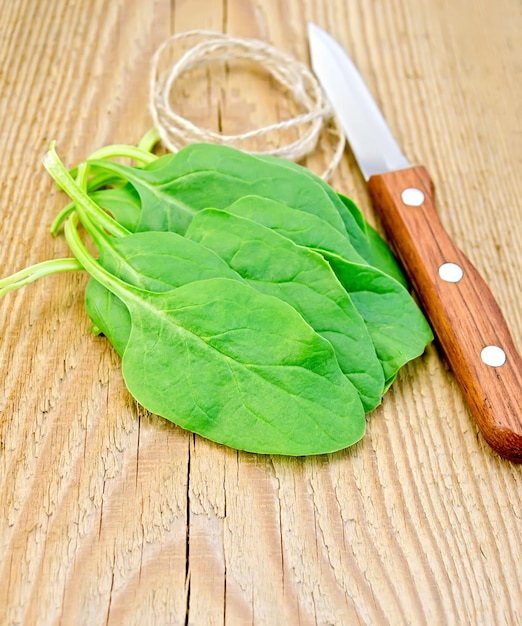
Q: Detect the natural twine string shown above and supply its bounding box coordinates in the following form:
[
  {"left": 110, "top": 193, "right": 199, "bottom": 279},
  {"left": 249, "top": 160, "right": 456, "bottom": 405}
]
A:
[{"left": 149, "top": 30, "right": 345, "bottom": 180}]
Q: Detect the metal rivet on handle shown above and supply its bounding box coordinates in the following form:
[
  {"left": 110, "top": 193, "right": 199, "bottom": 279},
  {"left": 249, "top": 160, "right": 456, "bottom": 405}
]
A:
[
  {"left": 439, "top": 262, "right": 464, "bottom": 283},
  {"left": 401, "top": 187, "right": 425, "bottom": 206},
  {"left": 481, "top": 345, "right": 507, "bottom": 367}
]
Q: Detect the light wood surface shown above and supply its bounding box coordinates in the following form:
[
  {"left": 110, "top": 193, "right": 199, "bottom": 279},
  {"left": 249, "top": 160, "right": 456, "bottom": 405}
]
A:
[{"left": 1, "top": 1, "right": 521, "bottom": 624}]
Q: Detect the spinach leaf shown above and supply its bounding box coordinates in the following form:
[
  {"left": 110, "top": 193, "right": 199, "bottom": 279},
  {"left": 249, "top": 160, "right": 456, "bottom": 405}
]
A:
[
  {"left": 253, "top": 153, "right": 370, "bottom": 248},
  {"left": 87, "top": 153, "right": 196, "bottom": 235},
  {"left": 212, "top": 156, "right": 407, "bottom": 287},
  {"left": 90, "top": 185, "right": 142, "bottom": 232},
  {"left": 82, "top": 172, "right": 430, "bottom": 389},
  {"left": 85, "top": 148, "right": 407, "bottom": 287},
  {"left": 84, "top": 230, "right": 242, "bottom": 356},
  {"left": 65, "top": 218, "right": 366, "bottom": 456},
  {"left": 336, "top": 191, "right": 368, "bottom": 235},
  {"left": 255, "top": 155, "right": 407, "bottom": 287},
  {"left": 1, "top": 142, "right": 433, "bottom": 456},
  {"left": 362, "top": 222, "right": 408, "bottom": 288},
  {"left": 221, "top": 195, "right": 367, "bottom": 264},
  {"left": 185, "top": 208, "right": 385, "bottom": 411},
  {"left": 219, "top": 196, "right": 432, "bottom": 383},
  {"left": 86, "top": 144, "right": 365, "bottom": 252},
  {"left": 326, "top": 254, "right": 432, "bottom": 383},
  {"left": 337, "top": 192, "right": 408, "bottom": 287}
]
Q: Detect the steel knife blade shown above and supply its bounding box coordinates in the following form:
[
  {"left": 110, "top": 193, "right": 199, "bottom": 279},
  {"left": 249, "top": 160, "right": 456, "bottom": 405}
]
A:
[{"left": 308, "top": 22, "right": 522, "bottom": 462}]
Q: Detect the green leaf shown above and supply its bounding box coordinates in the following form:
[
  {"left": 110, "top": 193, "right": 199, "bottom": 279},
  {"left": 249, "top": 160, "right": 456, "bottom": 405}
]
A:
[
  {"left": 86, "top": 144, "right": 367, "bottom": 251},
  {"left": 326, "top": 254, "right": 432, "bottom": 383},
  {"left": 221, "top": 195, "right": 367, "bottom": 264},
  {"left": 87, "top": 152, "right": 196, "bottom": 235},
  {"left": 363, "top": 221, "right": 408, "bottom": 288},
  {"left": 90, "top": 185, "right": 142, "bottom": 232},
  {"left": 253, "top": 153, "right": 371, "bottom": 251},
  {"left": 336, "top": 191, "right": 368, "bottom": 235},
  {"left": 86, "top": 190, "right": 431, "bottom": 390},
  {"left": 36, "top": 142, "right": 432, "bottom": 456},
  {"left": 85, "top": 145, "right": 408, "bottom": 290},
  {"left": 337, "top": 192, "right": 408, "bottom": 287},
  {"left": 185, "top": 208, "right": 385, "bottom": 411},
  {"left": 85, "top": 148, "right": 407, "bottom": 287},
  {"left": 220, "top": 196, "right": 433, "bottom": 383},
  {"left": 85, "top": 230, "right": 241, "bottom": 356},
  {"left": 65, "top": 219, "right": 366, "bottom": 455}
]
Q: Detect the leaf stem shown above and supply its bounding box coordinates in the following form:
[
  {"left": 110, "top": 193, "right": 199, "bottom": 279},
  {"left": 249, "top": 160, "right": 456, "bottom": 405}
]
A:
[
  {"left": 63, "top": 214, "right": 141, "bottom": 305},
  {"left": 47, "top": 149, "right": 150, "bottom": 296},
  {"left": 43, "top": 144, "right": 130, "bottom": 238},
  {"left": 0, "top": 258, "right": 82, "bottom": 297},
  {"left": 50, "top": 200, "right": 76, "bottom": 235},
  {"left": 67, "top": 168, "right": 125, "bottom": 193},
  {"left": 87, "top": 170, "right": 125, "bottom": 191},
  {"left": 137, "top": 127, "right": 161, "bottom": 153},
  {"left": 51, "top": 161, "right": 114, "bottom": 235},
  {"left": 86, "top": 144, "right": 158, "bottom": 165}
]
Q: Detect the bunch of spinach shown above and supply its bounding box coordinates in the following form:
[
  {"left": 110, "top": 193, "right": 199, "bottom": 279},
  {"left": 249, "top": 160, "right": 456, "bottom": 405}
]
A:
[{"left": 0, "top": 138, "right": 432, "bottom": 455}]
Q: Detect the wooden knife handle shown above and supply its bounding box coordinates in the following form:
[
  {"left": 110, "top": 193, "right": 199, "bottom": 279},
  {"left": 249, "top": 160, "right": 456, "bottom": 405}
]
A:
[{"left": 368, "top": 165, "right": 522, "bottom": 463}]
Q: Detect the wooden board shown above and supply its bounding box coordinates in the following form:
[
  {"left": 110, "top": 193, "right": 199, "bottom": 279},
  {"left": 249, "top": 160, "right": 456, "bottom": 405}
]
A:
[{"left": 0, "top": 0, "right": 521, "bottom": 624}]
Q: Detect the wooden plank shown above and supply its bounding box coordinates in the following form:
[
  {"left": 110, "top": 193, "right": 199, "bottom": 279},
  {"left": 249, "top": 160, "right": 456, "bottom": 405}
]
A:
[{"left": 0, "top": 0, "right": 521, "bottom": 625}]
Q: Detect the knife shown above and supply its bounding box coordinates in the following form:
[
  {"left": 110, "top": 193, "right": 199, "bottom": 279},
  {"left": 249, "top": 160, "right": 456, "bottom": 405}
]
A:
[{"left": 308, "top": 23, "right": 522, "bottom": 463}]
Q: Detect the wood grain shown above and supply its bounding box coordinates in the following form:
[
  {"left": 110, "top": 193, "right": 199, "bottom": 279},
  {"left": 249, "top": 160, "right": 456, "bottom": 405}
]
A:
[
  {"left": 0, "top": 0, "right": 521, "bottom": 625},
  {"left": 368, "top": 165, "right": 522, "bottom": 462}
]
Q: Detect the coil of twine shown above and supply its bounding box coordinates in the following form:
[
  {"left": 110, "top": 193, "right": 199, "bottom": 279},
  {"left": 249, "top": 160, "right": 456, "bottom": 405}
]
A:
[{"left": 149, "top": 30, "right": 345, "bottom": 180}]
